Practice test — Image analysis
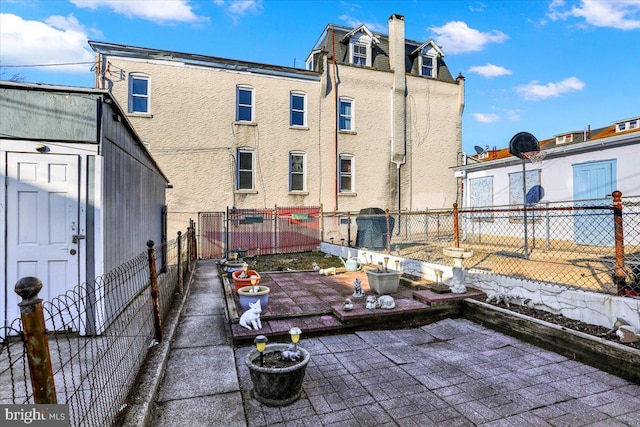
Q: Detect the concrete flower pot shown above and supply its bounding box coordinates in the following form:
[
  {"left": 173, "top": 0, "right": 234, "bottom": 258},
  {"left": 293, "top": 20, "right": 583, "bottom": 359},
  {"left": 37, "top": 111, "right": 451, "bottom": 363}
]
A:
[
  {"left": 366, "top": 269, "right": 402, "bottom": 294},
  {"left": 237, "top": 285, "right": 270, "bottom": 311},
  {"left": 245, "top": 343, "right": 310, "bottom": 406}
]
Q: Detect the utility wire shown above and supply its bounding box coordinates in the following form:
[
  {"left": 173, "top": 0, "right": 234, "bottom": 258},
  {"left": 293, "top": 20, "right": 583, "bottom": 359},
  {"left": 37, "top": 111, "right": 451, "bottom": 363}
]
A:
[{"left": 1, "top": 61, "right": 95, "bottom": 68}]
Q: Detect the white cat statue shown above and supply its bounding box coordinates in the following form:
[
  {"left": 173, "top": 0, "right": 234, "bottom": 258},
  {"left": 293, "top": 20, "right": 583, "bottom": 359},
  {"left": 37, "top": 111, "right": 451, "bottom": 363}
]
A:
[{"left": 239, "top": 300, "right": 262, "bottom": 330}]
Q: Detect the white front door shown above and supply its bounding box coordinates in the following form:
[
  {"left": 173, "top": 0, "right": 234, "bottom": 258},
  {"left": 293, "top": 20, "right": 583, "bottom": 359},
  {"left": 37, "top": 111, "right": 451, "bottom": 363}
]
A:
[{"left": 6, "top": 152, "right": 81, "bottom": 328}]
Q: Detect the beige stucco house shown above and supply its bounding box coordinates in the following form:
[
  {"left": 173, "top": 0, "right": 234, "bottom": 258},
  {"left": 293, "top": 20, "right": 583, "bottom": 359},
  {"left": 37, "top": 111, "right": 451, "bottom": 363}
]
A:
[{"left": 90, "top": 14, "right": 464, "bottom": 236}]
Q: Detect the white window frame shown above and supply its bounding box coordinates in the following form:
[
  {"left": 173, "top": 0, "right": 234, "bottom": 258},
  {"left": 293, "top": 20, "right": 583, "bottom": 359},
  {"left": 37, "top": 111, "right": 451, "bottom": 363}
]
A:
[
  {"left": 419, "top": 53, "right": 437, "bottom": 78},
  {"left": 349, "top": 34, "right": 372, "bottom": 67},
  {"left": 129, "top": 73, "right": 150, "bottom": 114},
  {"left": 237, "top": 149, "right": 254, "bottom": 190},
  {"left": 289, "top": 152, "right": 306, "bottom": 192},
  {"left": 338, "top": 97, "right": 354, "bottom": 131},
  {"left": 290, "top": 92, "right": 307, "bottom": 127},
  {"left": 338, "top": 154, "right": 354, "bottom": 193},
  {"left": 236, "top": 86, "right": 254, "bottom": 122}
]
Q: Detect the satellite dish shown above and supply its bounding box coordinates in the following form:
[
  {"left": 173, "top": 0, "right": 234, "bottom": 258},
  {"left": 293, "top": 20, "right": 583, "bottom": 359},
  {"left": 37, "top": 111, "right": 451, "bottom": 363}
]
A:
[
  {"left": 474, "top": 145, "right": 486, "bottom": 154},
  {"left": 509, "top": 132, "right": 539, "bottom": 159}
]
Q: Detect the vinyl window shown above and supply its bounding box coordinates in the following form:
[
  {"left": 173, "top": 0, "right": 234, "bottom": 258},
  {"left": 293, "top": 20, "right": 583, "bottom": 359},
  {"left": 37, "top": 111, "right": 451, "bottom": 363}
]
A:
[
  {"left": 339, "top": 98, "right": 354, "bottom": 131},
  {"left": 237, "top": 150, "right": 254, "bottom": 190},
  {"left": 290, "top": 92, "right": 306, "bottom": 127},
  {"left": 289, "top": 152, "right": 305, "bottom": 191},
  {"left": 339, "top": 155, "right": 354, "bottom": 192},
  {"left": 129, "top": 74, "right": 150, "bottom": 113},
  {"left": 236, "top": 86, "right": 254, "bottom": 122}
]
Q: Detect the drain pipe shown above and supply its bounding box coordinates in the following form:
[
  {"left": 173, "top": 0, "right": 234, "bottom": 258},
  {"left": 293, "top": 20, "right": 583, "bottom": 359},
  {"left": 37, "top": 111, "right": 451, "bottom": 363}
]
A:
[{"left": 331, "top": 26, "right": 339, "bottom": 212}]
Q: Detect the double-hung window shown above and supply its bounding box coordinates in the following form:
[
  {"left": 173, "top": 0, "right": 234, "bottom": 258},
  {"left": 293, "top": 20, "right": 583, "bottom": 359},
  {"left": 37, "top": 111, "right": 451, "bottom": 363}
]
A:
[
  {"left": 339, "top": 155, "right": 354, "bottom": 192},
  {"left": 339, "top": 98, "right": 354, "bottom": 131},
  {"left": 290, "top": 92, "right": 306, "bottom": 127},
  {"left": 352, "top": 43, "right": 367, "bottom": 66},
  {"left": 289, "top": 152, "right": 305, "bottom": 191},
  {"left": 237, "top": 150, "right": 254, "bottom": 190},
  {"left": 236, "top": 86, "right": 254, "bottom": 122},
  {"left": 420, "top": 54, "right": 434, "bottom": 77},
  {"left": 129, "top": 74, "right": 150, "bottom": 114}
]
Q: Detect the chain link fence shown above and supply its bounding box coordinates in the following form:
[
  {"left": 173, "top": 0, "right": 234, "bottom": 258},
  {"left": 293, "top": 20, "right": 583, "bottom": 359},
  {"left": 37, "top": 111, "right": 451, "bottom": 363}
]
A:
[
  {"left": 0, "top": 226, "right": 196, "bottom": 427},
  {"left": 322, "top": 194, "right": 640, "bottom": 296}
]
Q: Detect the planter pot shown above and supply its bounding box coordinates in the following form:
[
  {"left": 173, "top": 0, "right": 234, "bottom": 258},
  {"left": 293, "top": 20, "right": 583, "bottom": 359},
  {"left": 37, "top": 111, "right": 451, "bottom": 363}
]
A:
[
  {"left": 245, "top": 343, "right": 310, "bottom": 406},
  {"left": 366, "top": 269, "right": 402, "bottom": 294},
  {"left": 225, "top": 261, "right": 246, "bottom": 278},
  {"left": 237, "top": 285, "right": 270, "bottom": 311},
  {"left": 232, "top": 269, "right": 261, "bottom": 288}
]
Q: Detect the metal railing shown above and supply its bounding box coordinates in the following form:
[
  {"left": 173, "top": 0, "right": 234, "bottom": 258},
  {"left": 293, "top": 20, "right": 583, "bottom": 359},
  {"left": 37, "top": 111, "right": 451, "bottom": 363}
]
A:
[
  {"left": 321, "top": 192, "right": 640, "bottom": 296},
  {"left": 0, "top": 224, "right": 197, "bottom": 427}
]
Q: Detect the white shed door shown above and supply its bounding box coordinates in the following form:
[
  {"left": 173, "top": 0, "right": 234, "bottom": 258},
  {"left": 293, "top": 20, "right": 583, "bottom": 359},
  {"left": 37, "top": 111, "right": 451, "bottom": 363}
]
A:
[{"left": 6, "top": 153, "right": 80, "bottom": 327}]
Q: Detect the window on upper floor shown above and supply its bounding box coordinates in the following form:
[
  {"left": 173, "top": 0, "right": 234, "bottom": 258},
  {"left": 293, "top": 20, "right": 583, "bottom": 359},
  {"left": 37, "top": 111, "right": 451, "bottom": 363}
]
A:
[
  {"left": 339, "top": 98, "right": 354, "bottom": 131},
  {"left": 129, "top": 74, "right": 150, "bottom": 114},
  {"left": 420, "top": 54, "right": 435, "bottom": 78},
  {"left": 290, "top": 92, "right": 306, "bottom": 127},
  {"left": 352, "top": 43, "right": 368, "bottom": 66},
  {"left": 339, "top": 154, "right": 354, "bottom": 192},
  {"left": 237, "top": 150, "right": 254, "bottom": 190},
  {"left": 236, "top": 86, "right": 254, "bottom": 122},
  {"left": 289, "top": 152, "right": 306, "bottom": 191}
]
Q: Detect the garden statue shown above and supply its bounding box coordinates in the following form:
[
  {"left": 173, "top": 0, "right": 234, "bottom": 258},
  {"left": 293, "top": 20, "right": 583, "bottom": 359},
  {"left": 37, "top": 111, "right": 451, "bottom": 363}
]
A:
[
  {"left": 376, "top": 295, "right": 396, "bottom": 309},
  {"left": 319, "top": 267, "right": 337, "bottom": 276},
  {"left": 343, "top": 298, "right": 353, "bottom": 311},
  {"left": 365, "top": 295, "right": 377, "bottom": 310},
  {"left": 352, "top": 278, "right": 364, "bottom": 298},
  {"left": 281, "top": 344, "right": 302, "bottom": 361},
  {"left": 239, "top": 300, "right": 262, "bottom": 330}
]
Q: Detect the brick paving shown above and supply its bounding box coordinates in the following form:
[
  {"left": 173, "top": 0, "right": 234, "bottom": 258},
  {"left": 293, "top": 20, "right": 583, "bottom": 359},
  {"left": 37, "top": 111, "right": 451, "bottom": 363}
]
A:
[{"left": 235, "top": 318, "right": 640, "bottom": 426}]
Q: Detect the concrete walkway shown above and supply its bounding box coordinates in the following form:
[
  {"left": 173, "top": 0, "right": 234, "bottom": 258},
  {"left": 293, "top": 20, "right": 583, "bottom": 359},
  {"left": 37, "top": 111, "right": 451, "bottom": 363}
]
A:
[
  {"left": 145, "top": 260, "right": 640, "bottom": 427},
  {"left": 150, "top": 260, "right": 247, "bottom": 427}
]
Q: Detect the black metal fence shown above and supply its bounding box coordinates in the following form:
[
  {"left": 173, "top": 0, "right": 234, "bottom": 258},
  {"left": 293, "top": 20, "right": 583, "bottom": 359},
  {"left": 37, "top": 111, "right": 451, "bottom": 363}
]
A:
[
  {"left": 322, "top": 192, "right": 640, "bottom": 296},
  {"left": 0, "top": 225, "right": 196, "bottom": 427}
]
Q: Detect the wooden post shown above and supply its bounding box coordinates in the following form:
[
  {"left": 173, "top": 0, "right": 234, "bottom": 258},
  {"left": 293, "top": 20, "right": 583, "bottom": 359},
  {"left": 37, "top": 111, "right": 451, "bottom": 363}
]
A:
[
  {"left": 453, "top": 203, "right": 460, "bottom": 248},
  {"left": 274, "top": 205, "right": 279, "bottom": 255},
  {"left": 612, "top": 191, "right": 626, "bottom": 295},
  {"left": 319, "top": 204, "right": 324, "bottom": 244},
  {"left": 147, "top": 241, "right": 163, "bottom": 342},
  {"left": 15, "top": 277, "right": 57, "bottom": 404},
  {"left": 177, "top": 231, "right": 183, "bottom": 294}
]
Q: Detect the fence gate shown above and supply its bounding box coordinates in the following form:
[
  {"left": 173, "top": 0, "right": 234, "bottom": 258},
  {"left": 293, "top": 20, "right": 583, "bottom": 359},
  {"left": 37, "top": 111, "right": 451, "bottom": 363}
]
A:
[{"left": 198, "top": 212, "right": 225, "bottom": 259}]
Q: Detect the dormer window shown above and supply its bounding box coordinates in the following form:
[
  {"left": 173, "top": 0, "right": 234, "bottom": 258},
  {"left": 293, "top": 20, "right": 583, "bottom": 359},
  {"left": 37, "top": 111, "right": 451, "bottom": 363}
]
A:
[
  {"left": 556, "top": 134, "right": 573, "bottom": 144},
  {"left": 352, "top": 43, "right": 368, "bottom": 66},
  {"left": 420, "top": 54, "right": 435, "bottom": 77},
  {"left": 615, "top": 117, "right": 639, "bottom": 132},
  {"left": 411, "top": 40, "right": 444, "bottom": 79},
  {"left": 342, "top": 25, "right": 379, "bottom": 67}
]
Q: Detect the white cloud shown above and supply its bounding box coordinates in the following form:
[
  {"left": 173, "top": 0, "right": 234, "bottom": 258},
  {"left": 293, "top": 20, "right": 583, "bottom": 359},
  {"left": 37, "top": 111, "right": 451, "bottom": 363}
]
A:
[
  {"left": 516, "top": 77, "right": 585, "bottom": 101},
  {"left": 0, "top": 13, "right": 94, "bottom": 73},
  {"left": 428, "top": 21, "right": 508, "bottom": 54},
  {"left": 214, "top": 0, "right": 262, "bottom": 19},
  {"left": 70, "top": 0, "right": 205, "bottom": 24},
  {"left": 469, "top": 2, "right": 486, "bottom": 12},
  {"left": 548, "top": 0, "right": 640, "bottom": 30},
  {"left": 474, "top": 113, "right": 500, "bottom": 123},
  {"left": 467, "top": 64, "right": 512, "bottom": 78},
  {"left": 339, "top": 15, "right": 386, "bottom": 33}
]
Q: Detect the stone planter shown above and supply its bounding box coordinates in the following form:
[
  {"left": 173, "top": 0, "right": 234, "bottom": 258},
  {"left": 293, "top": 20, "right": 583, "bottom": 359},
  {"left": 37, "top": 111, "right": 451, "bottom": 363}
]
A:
[
  {"left": 237, "top": 285, "right": 270, "bottom": 311},
  {"left": 366, "top": 269, "right": 402, "bottom": 295},
  {"left": 245, "top": 343, "right": 310, "bottom": 406},
  {"left": 232, "top": 269, "right": 261, "bottom": 289}
]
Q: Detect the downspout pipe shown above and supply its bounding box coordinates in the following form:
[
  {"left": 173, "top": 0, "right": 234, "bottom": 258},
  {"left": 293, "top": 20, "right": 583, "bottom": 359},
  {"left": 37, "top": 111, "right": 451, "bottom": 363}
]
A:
[{"left": 332, "top": 26, "right": 339, "bottom": 212}]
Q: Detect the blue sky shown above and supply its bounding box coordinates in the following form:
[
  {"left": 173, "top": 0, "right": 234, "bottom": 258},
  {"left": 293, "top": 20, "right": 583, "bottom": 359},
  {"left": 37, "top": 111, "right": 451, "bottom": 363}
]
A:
[{"left": 1, "top": 0, "right": 639, "bottom": 154}]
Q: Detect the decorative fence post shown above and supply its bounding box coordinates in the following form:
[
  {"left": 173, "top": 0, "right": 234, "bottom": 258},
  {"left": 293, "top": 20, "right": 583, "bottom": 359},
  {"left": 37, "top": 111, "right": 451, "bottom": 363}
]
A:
[
  {"left": 453, "top": 203, "right": 460, "bottom": 248},
  {"left": 147, "top": 241, "right": 163, "bottom": 342},
  {"left": 15, "top": 277, "right": 57, "bottom": 404},
  {"left": 612, "top": 190, "right": 626, "bottom": 295},
  {"left": 177, "top": 231, "right": 184, "bottom": 294}
]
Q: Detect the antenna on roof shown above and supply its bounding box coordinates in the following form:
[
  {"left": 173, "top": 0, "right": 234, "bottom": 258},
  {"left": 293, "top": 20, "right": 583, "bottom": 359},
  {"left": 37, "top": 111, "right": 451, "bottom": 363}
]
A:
[{"left": 473, "top": 145, "right": 486, "bottom": 155}]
